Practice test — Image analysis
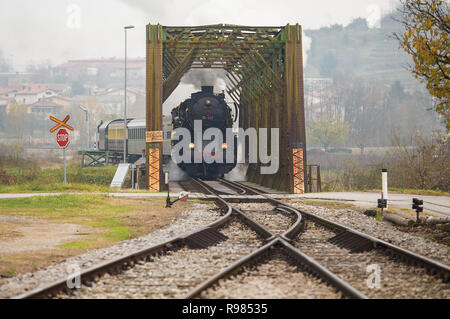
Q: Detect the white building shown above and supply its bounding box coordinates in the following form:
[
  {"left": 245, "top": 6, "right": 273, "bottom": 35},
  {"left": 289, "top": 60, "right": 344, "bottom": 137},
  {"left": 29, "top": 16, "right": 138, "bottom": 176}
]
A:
[{"left": 14, "top": 85, "right": 57, "bottom": 105}]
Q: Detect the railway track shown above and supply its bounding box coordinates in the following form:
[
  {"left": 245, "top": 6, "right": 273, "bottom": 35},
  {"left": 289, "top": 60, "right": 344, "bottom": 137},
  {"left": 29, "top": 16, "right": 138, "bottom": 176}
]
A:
[
  {"left": 219, "top": 179, "right": 450, "bottom": 298},
  {"left": 184, "top": 178, "right": 366, "bottom": 299},
  {"left": 13, "top": 178, "right": 449, "bottom": 299},
  {"left": 15, "top": 177, "right": 366, "bottom": 299}
]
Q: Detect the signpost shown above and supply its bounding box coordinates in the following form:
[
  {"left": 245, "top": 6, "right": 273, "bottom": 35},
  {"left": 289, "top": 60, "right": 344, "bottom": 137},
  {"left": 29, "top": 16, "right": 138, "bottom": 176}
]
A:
[
  {"left": 50, "top": 115, "right": 74, "bottom": 184},
  {"left": 57, "top": 128, "right": 70, "bottom": 183}
]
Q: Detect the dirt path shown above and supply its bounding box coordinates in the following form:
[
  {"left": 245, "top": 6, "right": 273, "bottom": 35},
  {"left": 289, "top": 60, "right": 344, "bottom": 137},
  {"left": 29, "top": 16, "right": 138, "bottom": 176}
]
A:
[
  {"left": 0, "top": 215, "right": 97, "bottom": 254},
  {"left": 0, "top": 197, "right": 196, "bottom": 277}
]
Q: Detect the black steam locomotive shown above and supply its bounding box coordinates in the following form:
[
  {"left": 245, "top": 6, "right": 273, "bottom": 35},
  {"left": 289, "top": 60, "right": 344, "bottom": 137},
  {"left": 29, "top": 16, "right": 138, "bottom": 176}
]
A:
[{"left": 171, "top": 86, "right": 237, "bottom": 179}]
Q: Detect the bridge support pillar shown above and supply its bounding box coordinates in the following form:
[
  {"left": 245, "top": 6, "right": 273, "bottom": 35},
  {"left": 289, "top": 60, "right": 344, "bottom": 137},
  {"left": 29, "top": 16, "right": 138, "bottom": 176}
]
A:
[
  {"left": 146, "top": 24, "right": 164, "bottom": 192},
  {"left": 285, "top": 24, "right": 307, "bottom": 193}
]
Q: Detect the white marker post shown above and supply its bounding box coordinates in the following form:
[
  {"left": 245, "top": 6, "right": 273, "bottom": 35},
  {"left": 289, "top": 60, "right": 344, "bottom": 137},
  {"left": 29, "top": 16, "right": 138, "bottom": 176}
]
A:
[{"left": 382, "top": 168, "right": 388, "bottom": 209}]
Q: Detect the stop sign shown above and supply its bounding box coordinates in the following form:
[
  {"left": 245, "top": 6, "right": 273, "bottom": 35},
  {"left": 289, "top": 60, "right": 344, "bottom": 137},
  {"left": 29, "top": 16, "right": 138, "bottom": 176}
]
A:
[{"left": 56, "top": 128, "right": 69, "bottom": 148}]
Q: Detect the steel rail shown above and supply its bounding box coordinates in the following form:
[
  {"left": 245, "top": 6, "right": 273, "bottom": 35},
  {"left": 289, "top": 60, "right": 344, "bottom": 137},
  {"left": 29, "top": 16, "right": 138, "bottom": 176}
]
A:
[
  {"left": 225, "top": 180, "right": 450, "bottom": 282},
  {"left": 14, "top": 179, "right": 273, "bottom": 299},
  {"left": 216, "top": 177, "right": 247, "bottom": 195},
  {"left": 185, "top": 178, "right": 368, "bottom": 299},
  {"left": 13, "top": 202, "right": 235, "bottom": 299}
]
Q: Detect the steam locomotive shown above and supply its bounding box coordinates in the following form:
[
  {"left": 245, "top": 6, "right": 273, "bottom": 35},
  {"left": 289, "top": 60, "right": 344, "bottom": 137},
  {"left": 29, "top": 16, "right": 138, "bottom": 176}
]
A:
[
  {"left": 96, "top": 86, "right": 237, "bottom": 179},
  {"left": 171, "top": 86, "right": 237, "bottom": 178}
]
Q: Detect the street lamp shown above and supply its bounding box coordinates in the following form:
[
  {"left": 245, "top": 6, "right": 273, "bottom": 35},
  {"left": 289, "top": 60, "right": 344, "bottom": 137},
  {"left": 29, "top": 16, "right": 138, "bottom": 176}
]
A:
[
  {"left": 123, "top": 25, "right": 135, "bottom": 163},
  {"left": 79, "top": 105, "right": 89, "bottom": 150}
]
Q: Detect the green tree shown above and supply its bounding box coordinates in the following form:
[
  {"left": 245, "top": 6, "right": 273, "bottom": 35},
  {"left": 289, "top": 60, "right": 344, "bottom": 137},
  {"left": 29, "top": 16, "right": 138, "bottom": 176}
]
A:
[
  {"left": 308, "top": 116, "right": 349, "bottom": 150},
  {"left": 394, "top": 0, "right": 450, "bottom": 130}
]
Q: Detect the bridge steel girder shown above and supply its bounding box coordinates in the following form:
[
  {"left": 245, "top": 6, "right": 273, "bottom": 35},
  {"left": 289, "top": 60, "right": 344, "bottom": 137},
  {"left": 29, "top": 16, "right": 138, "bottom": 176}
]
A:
[
  {"left": 146, "top": 24, "right": 306, "bottom": 193},
  {"left": 146, "top": 25, "right": 164, "bottom": 192}
]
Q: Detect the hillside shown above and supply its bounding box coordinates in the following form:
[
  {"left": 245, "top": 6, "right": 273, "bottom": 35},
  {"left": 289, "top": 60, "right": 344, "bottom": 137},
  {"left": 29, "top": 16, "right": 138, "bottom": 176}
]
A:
[{"left": 304, "top": 15, "right": 421, "bottom": 89}]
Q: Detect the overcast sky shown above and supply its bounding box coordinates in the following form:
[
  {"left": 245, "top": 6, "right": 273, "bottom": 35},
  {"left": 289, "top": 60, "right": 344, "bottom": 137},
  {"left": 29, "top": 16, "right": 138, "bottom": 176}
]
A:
[{"left": 0, "top": 0, "right": 399, "bottom": 70}]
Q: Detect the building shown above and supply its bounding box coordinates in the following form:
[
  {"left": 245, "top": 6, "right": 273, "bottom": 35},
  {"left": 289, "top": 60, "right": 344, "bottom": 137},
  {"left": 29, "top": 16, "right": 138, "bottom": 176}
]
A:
[
  {"left": 0, "top": 72, "right": 33, "bottom": 87},
  {"left": 54, "top": 58, "right": 145, "bottom": 85},
  {"left": 10, "top": 83, "right": 70, "bottom": 105},
  {"left": 0, "top": 87, "right": 18, "bottom": 99},
  {"left": 28, "top": 99, "right": 63, "bottom": 116},
  {"left": 94, "top": 87, "right": 143, "bottom": 116},
  {"left": 13, "top": 83, "right": 60, "bottom": 105}
]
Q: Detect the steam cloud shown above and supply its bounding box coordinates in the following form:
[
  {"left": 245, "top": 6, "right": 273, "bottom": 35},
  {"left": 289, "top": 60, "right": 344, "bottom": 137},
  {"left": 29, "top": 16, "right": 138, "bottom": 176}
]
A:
[
  {"left": 181, "top": 69, "right": 228, "bottom": 91},
  {"left": 224, "top": 163, "right": 249, "bottom": 182},
  {"left": 165, "top": 159, "right": 189, "bottom": 181}
]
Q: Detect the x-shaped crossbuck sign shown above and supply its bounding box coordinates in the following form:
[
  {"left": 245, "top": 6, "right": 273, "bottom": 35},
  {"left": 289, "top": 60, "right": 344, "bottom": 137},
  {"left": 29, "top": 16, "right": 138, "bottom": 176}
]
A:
[{"left": 49, "top": 115, "right": 74, "bottom": 133}]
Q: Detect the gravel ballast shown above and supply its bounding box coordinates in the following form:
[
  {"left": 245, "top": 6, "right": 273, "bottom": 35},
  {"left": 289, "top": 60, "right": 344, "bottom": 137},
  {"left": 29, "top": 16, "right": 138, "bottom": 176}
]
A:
[
  {"left": 200, "top": 256, "right": 343, "bottom": 299},
  {"left": 289, "top": 202, "right": 450, "bottom": 266},
  {"left": 295, "top": 222, "right": 450, "bottom": 298},
  {"left": 2, "top": 199, "right": 449, "bottom": 299},
  {"left": 234, "top": 202, "right": 293, "bottom": 235},
  {"left": 58, "top": 220, "right": 262, "bottom": 298}
]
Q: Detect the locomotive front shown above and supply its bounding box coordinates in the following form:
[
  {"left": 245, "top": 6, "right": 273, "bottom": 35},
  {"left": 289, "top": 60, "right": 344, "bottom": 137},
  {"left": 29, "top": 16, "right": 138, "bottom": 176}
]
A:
[{"left": 171, "top": 86, "right": 237, "bottom": 179}]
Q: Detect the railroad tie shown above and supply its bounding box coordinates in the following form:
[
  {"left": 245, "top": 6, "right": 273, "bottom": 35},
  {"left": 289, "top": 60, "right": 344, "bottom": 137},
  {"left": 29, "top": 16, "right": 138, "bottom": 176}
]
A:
[
  {"left": 328, "top": 231, "right": 374, "bottom": 253},
  {"left": 184, "top": 228, "right": 229, "bottom": 249}
]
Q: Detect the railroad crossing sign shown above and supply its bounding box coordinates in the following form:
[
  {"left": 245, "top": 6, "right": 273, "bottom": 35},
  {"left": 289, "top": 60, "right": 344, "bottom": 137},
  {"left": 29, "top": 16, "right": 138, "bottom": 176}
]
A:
[
  {"left": 56, "top": 128, "right": 70, "bottom": 148},
  {"left": 49, "top": 115, "right": 73, "bottom": 184},
  {"left": 50, "top": 115, "right": 74, "bottom": 133}
]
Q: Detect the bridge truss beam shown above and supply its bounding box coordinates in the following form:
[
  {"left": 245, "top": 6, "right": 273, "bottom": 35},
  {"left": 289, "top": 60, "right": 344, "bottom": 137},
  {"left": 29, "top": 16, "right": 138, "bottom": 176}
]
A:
[{"left": 146, "top": 24, "right": 306, "bottom": 193}]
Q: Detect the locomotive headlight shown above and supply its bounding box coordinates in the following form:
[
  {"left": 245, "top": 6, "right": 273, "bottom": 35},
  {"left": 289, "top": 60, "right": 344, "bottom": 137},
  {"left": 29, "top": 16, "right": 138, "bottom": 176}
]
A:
[
  {"left": 222, "top": 142, "right": 227, "bottom": 149},
  {"left": 205, "top": 99, "right": 211, "bottom": 105},
  {"left": 189, "top": 142, "right": 195, "bottom": 149}
]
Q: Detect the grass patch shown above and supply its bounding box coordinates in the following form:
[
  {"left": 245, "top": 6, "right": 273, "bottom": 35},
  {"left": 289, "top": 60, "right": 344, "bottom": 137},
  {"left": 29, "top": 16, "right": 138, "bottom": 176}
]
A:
[
  {"left": 2, "top": 269, "right": 16, "bottom": 277},
  {"left": 0, "top": 195, "right": 196, "bottom": 276},
  {"left": 0, "top": 166, "right": 118, "bottom": 193},
  {"left": 0, "top": 194, "right": 137, "bottom": 245},
  {"left": 386, "top": 188, "right": 450, "bottom": 197},
  {"left": 0, "top": 183, "right": 111, "bottom": 194},
  {"left": 58, "top": 241, "right": 92, "bottom": 250}
]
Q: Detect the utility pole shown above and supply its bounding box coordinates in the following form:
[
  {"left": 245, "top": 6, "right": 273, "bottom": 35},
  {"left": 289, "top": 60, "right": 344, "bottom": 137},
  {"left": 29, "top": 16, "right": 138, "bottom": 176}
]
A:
[
  {"left": 123, "top": 25, "right": 135, "bottom": 163},
  {"left": 79, "top": 105, "right": 89, "bottom": 150}
]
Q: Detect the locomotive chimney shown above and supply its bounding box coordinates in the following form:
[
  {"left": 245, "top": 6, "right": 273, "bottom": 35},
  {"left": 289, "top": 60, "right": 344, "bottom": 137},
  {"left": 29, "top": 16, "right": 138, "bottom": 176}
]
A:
[{"left": 201, "top": 86, "right": 214, "bottom": 94}]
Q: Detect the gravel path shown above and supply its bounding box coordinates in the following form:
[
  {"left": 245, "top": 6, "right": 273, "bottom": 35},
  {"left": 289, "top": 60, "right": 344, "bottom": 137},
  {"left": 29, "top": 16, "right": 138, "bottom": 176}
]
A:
[
  {"left": 289, "top": 202, "right": 450, "bottom": 266},
  {"left": 58, "top": 220, "right": 262, "bottom": 298},
  {"left": 295, "top": 221, "right": 450, "bottom": 298},
  {"left": 0, "top": 204, "right": 221, "bottom": 299},
  {"left": 200, "top": 256, "right": 342, "bottom": 299}
]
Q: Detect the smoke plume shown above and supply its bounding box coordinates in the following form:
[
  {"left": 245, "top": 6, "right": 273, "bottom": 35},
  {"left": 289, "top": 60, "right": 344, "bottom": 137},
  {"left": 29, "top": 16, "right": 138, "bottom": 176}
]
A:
[{"left": 180, "top": 69, "right": 228, "bottom": 91}]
